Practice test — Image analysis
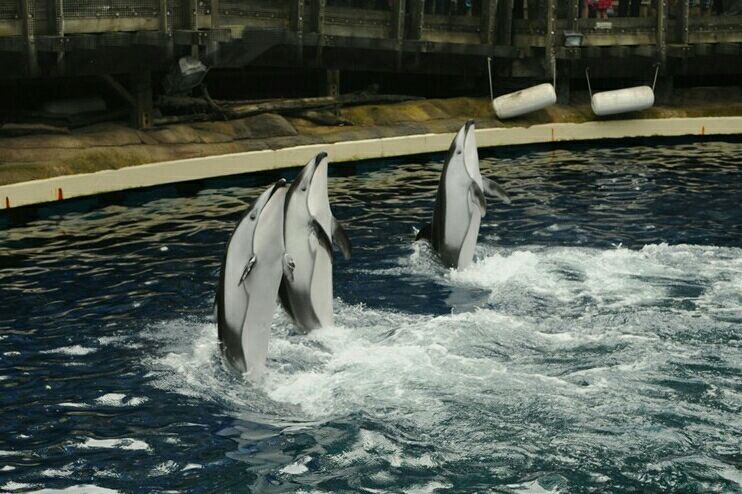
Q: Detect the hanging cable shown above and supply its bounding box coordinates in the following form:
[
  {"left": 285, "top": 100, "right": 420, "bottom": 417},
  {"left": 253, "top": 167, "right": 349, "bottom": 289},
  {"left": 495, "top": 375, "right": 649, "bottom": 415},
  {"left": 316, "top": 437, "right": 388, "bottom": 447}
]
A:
[
  {"left": 487, "top": 57, "right": 494, "bottom": 101},
  {"left": 585, "top": 67, "right": 593, "bottom": 98}
]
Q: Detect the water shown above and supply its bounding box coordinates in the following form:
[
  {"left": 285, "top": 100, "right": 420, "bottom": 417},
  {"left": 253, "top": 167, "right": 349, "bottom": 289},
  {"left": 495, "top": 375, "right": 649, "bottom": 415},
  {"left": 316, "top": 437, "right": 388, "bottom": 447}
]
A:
[{"left": 1, "top": 139, "right": 740, "bottom": 493}]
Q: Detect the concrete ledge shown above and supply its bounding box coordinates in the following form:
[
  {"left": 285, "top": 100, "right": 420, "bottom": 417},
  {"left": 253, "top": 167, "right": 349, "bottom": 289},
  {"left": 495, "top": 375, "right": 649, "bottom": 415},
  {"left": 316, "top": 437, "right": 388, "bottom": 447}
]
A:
[{"left": 1, "top": 116, "right": 740, "bottom": 210}]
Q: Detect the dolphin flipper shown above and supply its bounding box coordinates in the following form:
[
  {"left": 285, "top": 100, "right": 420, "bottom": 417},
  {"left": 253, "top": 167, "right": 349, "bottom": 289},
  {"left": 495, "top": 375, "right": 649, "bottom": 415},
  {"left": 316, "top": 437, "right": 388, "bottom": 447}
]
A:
[
  {"left": 332, "top": 218, "right": 352, "bottom": 260},
  {"left": 282, "top": 254, "right": 296, "bottom": 282},
  {"left": 416, "top": 223, "right": 433, "bottom": 242},
  {"left": 469, "top": 182, "right": 487, "bottom": 214},
  {"left": 483, "top": 177, "right": 511, "bottom": 204},
  {"left": 311, "top": 219, "right": 334, "bottom": 254},
  {"left": 238, "top": 256, "right": 257, "bottom": 286}
]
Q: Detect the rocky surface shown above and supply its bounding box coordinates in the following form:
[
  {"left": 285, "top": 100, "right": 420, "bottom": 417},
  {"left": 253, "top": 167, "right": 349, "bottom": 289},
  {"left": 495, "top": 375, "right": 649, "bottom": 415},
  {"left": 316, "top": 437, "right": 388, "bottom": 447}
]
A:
[{"left": 1, "top": 89, "right": 740, "bottom": 186}]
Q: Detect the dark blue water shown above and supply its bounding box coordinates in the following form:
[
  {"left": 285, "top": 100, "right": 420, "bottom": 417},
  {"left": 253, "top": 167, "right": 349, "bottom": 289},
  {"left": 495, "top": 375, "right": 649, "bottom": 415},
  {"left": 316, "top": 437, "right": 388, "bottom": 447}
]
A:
[{"left": 0, "top": 140, "right": 740, "bottom": 493}]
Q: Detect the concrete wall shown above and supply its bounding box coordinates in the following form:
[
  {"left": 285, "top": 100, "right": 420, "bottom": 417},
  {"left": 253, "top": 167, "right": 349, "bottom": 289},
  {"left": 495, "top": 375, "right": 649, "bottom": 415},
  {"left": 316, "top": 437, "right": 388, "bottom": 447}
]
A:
[{"left": 1, "top": 117, "right": 740, "bottom": 210}]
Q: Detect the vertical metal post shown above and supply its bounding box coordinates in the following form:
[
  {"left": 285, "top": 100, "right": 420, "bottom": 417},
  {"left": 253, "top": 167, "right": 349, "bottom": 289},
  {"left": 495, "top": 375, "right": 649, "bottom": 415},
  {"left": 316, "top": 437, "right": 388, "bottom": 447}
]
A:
[
  {"left": 499, "top": 0, "right": 514, "bottom": 45},
  {"left": 211, "top": 0, "right": 219, "bottom": 28},
  {"left": 569, "top": 0, "right": 579, "bottom": 30},
  {"left": 313, "top": 0, "right": 326, "bottom": 34},
  {"left": 160, "top": 0, "right": 173, "bottom": 58},
  {"left": 410, "top": 0, "right": 424, "bottom": 40},
  {"left": 657, "top": 0, "right": 666, "bottom": 64},
  {"left": 678, "top": 0, "right": 689, "bottom": 45},
  {"left": 291, "top": 0, "right": 305, "bottom": 62},
  {"left": 19, "top": 0, "right": 38, "bottom": 76},
  {"left": 545, "top": 0, "right": 556, "bottom": 80},
  {"left": 132, "top": 71, "right": 154, "bottom": 129},
  {"left": 325, "top": 69, "right": 340, "bottom": 97},
  {"left": 391, "top": 0, "right": 406, "bottom": 69},
  {"left": 48, "top": 0, "right": 65, "bottom": 70},
  {"left": 391, "top": 0, "right": 406, "bottom": 40},
  {"left": 188, "top": 0, "right": 198, "bottom": 57},
  {"left": 480, "top": 0, "right": 498, "bottom": 44}
]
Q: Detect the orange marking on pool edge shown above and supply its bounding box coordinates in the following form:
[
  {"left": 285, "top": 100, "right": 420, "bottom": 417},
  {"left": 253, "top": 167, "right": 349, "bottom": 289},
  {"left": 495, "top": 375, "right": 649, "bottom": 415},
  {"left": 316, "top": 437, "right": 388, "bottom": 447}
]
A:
[
  {"left": 57, "top": 188, "right": 64, "bottom": 201},
  {"left": 5, "top": 197, "right": 9, "bottom": 209},
  {"left": 551, "top": 128, "right": 555, "bottom": 142},
  {"left": 701, "top": 126, "right": 705, "bottom": 136}
]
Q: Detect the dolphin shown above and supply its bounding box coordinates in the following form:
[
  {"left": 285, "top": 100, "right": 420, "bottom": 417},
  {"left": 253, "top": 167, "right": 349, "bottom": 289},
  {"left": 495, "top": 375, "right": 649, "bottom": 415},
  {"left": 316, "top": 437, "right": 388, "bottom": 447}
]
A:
[
  {"left": 216, "top": 180, "right": 294, "bottom": 376},
  {"left": 279, "top": 152, "right": 351, "bottom": 333},
  {"left": 416, "top": 120, "right": 511, "bottom": 269}
]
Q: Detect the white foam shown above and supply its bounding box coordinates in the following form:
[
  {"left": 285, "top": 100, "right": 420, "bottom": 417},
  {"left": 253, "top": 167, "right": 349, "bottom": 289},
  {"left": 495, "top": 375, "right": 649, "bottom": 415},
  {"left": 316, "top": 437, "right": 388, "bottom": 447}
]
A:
[
  {"left": 147, "top": 243, "right": 742, "bottom": 476},
  {"left": 76, "top": 438, "right": 150, "bottom": 452},
  {"left": 28, "top": 486, "right": 120, "bottom": 494},
  {"left": 0, "top": 466, "right": 15, "bottom": 472},
  {"left": 94, "top": 394, "right": 148, "bottom": 407},
  {"left": 280, "top": 456, "right": 311, "bottom": 475},
  {"left": 41, "top": 346, "right": 96, "bottom": 356},
  {"left": 3, "top": 482, "right": 35, "bottom": 492}
]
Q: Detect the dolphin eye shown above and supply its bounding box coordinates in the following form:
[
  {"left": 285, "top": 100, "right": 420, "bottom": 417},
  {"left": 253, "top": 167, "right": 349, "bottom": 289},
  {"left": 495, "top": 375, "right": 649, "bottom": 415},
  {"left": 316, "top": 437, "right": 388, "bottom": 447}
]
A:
[
  {"left": 301, "top": 186, "right": 307, "bottom": 191},
  {"left": 457, "top": 150, "right": 462, "bottom": 155},
  {"left": 250, "top": 213, "right": 256, "bottom": 220}
]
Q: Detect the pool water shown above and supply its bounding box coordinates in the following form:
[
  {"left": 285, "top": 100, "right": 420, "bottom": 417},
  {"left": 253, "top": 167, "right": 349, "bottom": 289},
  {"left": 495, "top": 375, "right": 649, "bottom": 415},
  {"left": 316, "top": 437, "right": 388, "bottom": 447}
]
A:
[{"left": 0, "top": 139, "right": 740, "bottom": 493}]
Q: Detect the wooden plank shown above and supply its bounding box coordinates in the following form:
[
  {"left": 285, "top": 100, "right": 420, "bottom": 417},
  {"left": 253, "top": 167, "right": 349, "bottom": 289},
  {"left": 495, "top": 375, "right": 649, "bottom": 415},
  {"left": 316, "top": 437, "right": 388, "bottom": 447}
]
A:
[
  {"left": 0, "top": 20, "right": 23, "bottom": 37},
  {"left": 480, "top": 0, "right": 498, "bottom": 44}
]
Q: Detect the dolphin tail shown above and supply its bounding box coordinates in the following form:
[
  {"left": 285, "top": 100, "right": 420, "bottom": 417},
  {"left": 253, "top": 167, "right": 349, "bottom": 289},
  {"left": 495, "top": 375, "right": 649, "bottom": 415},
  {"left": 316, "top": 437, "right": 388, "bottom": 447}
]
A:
[
  {"left": 332, "top": 218, "right": 352, "bottom": 260},
  {"left": 483, "top": 177, "right": 511, "bottom": 204},
  {"left": 416, "top": 223, "right": 433, "bottom": 242}
]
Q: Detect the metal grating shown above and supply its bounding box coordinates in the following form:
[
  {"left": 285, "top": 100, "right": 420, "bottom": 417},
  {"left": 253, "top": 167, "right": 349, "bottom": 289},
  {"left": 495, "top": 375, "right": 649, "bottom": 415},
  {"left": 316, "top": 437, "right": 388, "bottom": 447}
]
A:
[
  {"left": 0, "top": 0, "right": 18, "bottom": 20},
  {"left": 63, "top": 0, "right": 160, "bottom": 19}
]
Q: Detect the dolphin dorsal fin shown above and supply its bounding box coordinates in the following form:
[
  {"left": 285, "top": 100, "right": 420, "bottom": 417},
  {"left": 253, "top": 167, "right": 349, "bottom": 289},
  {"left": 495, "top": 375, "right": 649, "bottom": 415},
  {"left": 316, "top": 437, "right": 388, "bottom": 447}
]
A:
[{"left": 332, "top": 218, "right": 351, "bottom": 260}]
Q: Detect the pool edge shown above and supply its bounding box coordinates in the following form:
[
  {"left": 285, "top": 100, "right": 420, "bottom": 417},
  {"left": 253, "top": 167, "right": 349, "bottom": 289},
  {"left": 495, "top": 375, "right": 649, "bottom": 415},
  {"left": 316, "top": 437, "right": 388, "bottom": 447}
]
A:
[{"left": 1, "top": 116, "right": 740, "bottom": 210}]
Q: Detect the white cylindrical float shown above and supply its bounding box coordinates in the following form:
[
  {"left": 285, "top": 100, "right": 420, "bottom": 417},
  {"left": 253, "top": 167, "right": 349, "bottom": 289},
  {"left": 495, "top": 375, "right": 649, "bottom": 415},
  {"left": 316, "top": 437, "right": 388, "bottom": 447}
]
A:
[
  {"left": 591, "top": 86, "right": 655, "bottom": 117},
  {"left": 492, "top": 83, "right": 557, "bottom": 120}
]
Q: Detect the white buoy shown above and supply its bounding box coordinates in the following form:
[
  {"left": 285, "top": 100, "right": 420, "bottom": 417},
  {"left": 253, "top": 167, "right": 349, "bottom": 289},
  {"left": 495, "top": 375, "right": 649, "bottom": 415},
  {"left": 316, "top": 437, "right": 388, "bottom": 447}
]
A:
[
  {"left": 493, "top": 83, "right": 557, "bottom": 119},
  {"left": 591, "top": 86, "right": 655, "bottom": 116},
  {"left": 487, "top": 58, "right": 557, "bottom": 120},
  {"left": 586, "top": 65, "right": 659, "bottom": 117}
]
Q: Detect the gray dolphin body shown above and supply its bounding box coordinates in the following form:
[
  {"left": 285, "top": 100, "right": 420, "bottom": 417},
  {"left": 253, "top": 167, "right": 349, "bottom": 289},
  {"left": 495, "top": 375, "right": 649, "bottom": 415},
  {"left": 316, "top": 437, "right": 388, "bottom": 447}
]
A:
[
  {"left": 417, "top": 121, "right": 511, "bottom": 269},
  {"left": 279, "top": 153, "right": 351, "bottom": 333},
  {"left": 217, "top": 180, "right": 294, "bottom": 376}
]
